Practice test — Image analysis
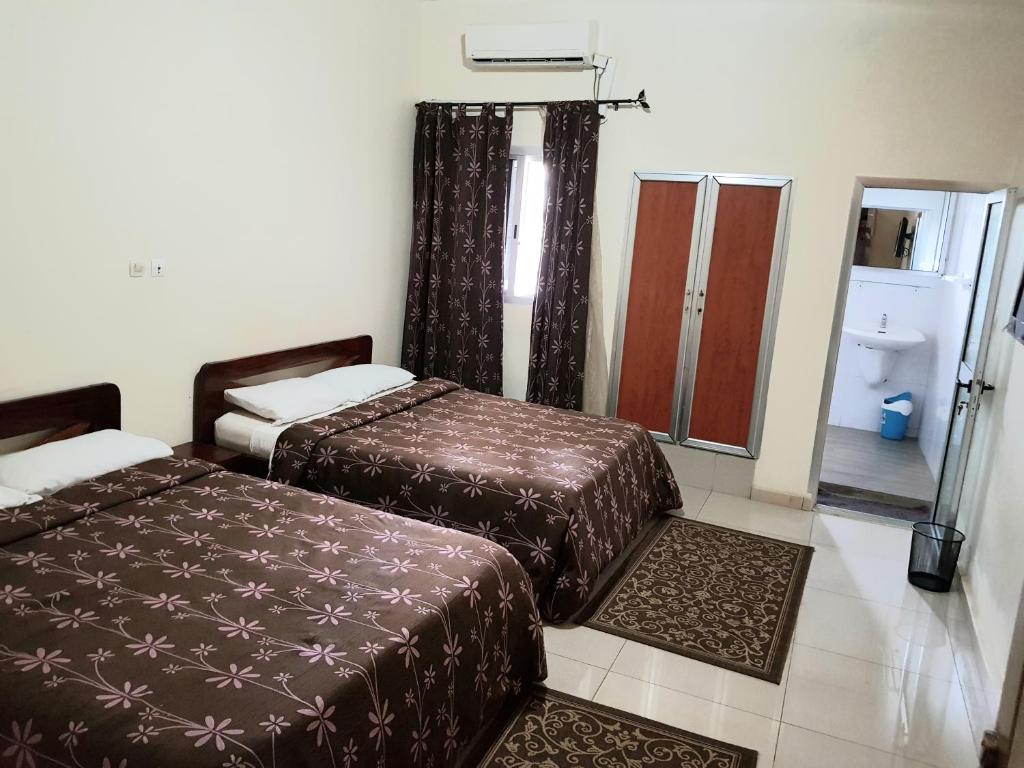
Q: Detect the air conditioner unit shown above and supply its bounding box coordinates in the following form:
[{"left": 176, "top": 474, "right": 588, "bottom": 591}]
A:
[{"left": 465, "top": 22, "right": 597, "bottom": 69}]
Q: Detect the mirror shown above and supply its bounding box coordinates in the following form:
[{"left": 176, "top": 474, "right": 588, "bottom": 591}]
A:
[{"left": 854, "top": 208, "right": 923, "bottom": 270}]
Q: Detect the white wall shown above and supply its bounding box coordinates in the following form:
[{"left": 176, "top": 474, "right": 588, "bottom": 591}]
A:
[
  {"left": 502, "top": 301, "right": 533, "bottom": 400},
  {"left": 959, "top": 198, "right": 1024, "bottom": 692},
  {"left": 828, "top": 276, "right": 938, "bottom": 436},
  {"left": 828, "top": 192, "right": 987, "bottom": 464},
  {"left": 416, "top": 0, "right": 1024, "bottom": 501},
  {"left": 0, "top": 1, "right": 418, "bottom": 444},
  {"left": 918, "top": 193, "right": 987, "bottom": 476}
]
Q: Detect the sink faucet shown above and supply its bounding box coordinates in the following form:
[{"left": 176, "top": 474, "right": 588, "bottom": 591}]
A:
[{"left": 880, "top": 313, "right": 888, "bottom": 330}]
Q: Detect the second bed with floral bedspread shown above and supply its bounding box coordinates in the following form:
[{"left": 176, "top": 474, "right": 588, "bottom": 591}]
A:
[{"left": 270, "top": 379, "right": 682, "bottom": 622}]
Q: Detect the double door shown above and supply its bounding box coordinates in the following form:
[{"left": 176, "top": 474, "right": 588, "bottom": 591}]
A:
[{"left": 609, "top": 172, "right": 792, "bottom": 458}]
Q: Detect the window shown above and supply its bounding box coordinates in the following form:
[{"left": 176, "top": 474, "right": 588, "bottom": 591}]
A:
[{"left": 503, "top": 152, "right": 547, "bottom": 303}]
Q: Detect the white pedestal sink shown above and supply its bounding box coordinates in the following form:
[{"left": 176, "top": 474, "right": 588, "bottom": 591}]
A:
[{"left": 844, "top": 325, "right": 926, "bottom": 386}]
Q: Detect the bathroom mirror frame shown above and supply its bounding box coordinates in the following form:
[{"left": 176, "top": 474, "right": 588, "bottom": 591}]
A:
[{"left": 853, "top": 188, "right": 951, "bottom": 276}]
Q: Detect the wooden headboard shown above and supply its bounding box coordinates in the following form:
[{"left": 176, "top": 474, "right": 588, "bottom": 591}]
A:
[
  {"left": 0, "top": 384, "right": 121, "bottom": 442},
  {"left": 192, "top": 336, "right": 373, "bottom": 444}
]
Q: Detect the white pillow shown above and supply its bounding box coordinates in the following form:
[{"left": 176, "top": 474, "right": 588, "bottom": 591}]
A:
[
  {"left": 309, "top": 364, "right": 415, "bottom": 402},
  {"left": 0, "top": 485, "right": 42, "bottom": 509},
  {"left": 224, "top": 377, "right": 344, "bottom": 424},
  {"left": 0, "top": 430, "right": 173, "bottom": 497}
]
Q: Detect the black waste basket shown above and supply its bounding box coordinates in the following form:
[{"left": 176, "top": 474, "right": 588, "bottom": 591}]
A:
[{"left": 908, "top": 522, "right": 965, "bottom": 593}]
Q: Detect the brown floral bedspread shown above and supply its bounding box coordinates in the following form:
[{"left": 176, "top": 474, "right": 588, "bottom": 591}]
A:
[
  {"left": 0, "top": 456, "right": 544, "bottom": 768},
  {"left": 270, "top": 380, "right": 681, "bottom": 622}
]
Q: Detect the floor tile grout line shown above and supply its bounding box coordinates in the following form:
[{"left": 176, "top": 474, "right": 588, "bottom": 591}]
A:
[
  {"left": 779, "top": 723, "right": 948, "bottom": 768},
  {"left": 947, "top": 621, "right": 988, "bottom": 756},
  {"left": 788, "top": 639, "right": 959, "bottom": 684},
  {"left": 769, "top": 646, "right": 795, "bottom": 768},
  {"left": 593, "top": 641, "right": 628, "bottom": 699},
  {"left": 595, "top": 663, "right": 785, "bottom": 726},
  {"left": 946, "top": 613, "right": 997, "bottom": 692},
  {"left": 800, "top": 581, "right": 967, "bottom": 620}
]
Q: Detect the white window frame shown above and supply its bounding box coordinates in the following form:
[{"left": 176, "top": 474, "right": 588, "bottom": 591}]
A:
[{"left": 503, "top": 147, "right": 544, "bottom": 304}]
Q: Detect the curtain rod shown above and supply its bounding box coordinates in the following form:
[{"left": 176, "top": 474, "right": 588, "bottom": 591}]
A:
[{"left": 418, "top": 89, "right": 650, "bottom": 112}]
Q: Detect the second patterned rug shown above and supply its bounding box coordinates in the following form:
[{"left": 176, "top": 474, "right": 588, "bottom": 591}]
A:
[
  {"left": 477, "top": 686, "right": 757, "bottom": 768},
  {"left": 585, "top": 518, "right": 813, "bottom": 683}
]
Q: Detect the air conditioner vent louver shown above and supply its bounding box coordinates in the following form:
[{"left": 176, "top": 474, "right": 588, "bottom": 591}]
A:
[
  {"left": 474, "top": 56, "right": 587, "bottom": 65},
  {"left": 465, "top": 22, "right": 597, "bottom": 70}
]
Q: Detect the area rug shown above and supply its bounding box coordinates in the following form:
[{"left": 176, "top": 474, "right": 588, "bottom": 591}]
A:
[
  {"left": 476, "top": 686, "right": 757, "bottom": 768},
  {"left": 817, "top": 481, "right": 932, "bottom": 522},
  {"left": 585, "top": 518, "right": 813, "bottom": 683}
]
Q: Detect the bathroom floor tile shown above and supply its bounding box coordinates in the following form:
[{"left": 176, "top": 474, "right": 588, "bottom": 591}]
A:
[{"left": 820, "top": 425, "right": 936, "bottom": 502}]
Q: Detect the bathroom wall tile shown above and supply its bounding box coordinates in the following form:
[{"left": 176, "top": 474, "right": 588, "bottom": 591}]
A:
[{"left": 830, "top": 279, "right": 940, "bottom": 435}]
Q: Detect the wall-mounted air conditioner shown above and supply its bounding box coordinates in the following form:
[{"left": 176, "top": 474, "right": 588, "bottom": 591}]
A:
[{"left": 465, "top": 22, "right": 597, "bottom": 69}]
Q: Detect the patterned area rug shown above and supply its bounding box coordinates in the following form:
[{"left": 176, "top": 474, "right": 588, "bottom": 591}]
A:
[
  {"left": 477, "top": 686, "right": 757, "bottom": 767},
  {"left": 585, "top": 518, "right": 813, "bottom": 683}
]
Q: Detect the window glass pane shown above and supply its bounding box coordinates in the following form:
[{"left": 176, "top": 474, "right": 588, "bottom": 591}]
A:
[
  {"left": 502, "top": 158, "right": 519, "bottom": 295},
  {"left": 512, "top": 157, "right": 547, "bottom": 298}
]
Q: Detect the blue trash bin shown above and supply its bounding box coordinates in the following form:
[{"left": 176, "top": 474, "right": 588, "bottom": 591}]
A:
[{"left": 880, "top": 392, "right": 913, "bottom": 440}]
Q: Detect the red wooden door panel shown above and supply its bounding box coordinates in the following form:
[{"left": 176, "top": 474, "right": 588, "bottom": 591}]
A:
[
  {"left": 615, "top": 180, "right": 699, "bottom": 433},
  {"left": 687, "top": 183, "right": 781, "bottom": 448}
]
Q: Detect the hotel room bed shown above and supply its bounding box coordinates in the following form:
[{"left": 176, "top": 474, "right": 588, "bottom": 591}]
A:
[
  {"left": 195, "top": 338, "right": 682, "bottom": 623},
  {"left": 0, "top": 386, "right": 545, "bottom": 768}
]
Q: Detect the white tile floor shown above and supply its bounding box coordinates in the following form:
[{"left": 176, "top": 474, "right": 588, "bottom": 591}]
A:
[{"left": 542, "top": 488, "right": 997, "bottom": 768}]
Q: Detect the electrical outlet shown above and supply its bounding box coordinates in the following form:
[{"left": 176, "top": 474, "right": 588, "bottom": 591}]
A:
[
  {"left": 129, "top": 261, "right": 146, "bottom": 278},
  {"left": 150, "top": 259, "right": 166, "bottom": 277}
]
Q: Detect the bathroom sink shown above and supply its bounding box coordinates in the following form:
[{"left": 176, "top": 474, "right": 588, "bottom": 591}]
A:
[{"left": 844, "top": 325, "right": 926, "bottom": 352}]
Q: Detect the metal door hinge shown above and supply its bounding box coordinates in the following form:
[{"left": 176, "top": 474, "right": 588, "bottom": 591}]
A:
[{"left": 980, "top": 730, "right": 1003, "bottom": 768}]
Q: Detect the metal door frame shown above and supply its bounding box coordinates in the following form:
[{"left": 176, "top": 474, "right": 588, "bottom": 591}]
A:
[
  {"left": 609, "top": 171, "right": 792, "bottom": 454},
  {"left": 807, "top": 179, "right": 1015, "bottom": 514},
  {"left": 932, "top": 188, "right": 1016, "bottom": 527},
  {"left": 607, "top": 172, "right": 707, "bottom": 443},
  {"left": 676, "top": 174, "right": 793, "bottom": 458}
]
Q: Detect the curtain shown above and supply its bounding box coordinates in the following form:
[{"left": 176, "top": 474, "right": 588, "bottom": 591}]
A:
[
  {"left": 526, "top": 101, "right": 601, "bottom": 410},
  {"left": 401, "top": 103, "right": 513, "bottom": 394}
]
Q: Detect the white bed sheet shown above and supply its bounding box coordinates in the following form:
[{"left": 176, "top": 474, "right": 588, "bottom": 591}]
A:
[{"left": 214, "top": 382, "right": 415, "bottom": 461}]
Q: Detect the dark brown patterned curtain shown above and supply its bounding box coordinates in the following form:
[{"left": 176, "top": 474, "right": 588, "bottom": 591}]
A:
[
  {"left": 401, "top": 103, "right": 513, "bottom": 394},
  {"left": 526, "top": 101, "right": 600, "bottom": 410}
]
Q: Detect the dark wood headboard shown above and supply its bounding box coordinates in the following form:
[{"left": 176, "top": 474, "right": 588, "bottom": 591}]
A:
[
  {"left": 0, "top": 384, "right": 121, "bottom": 442},
  {"left": 192, "top": 335, "right": 373, "bottom": 444}
]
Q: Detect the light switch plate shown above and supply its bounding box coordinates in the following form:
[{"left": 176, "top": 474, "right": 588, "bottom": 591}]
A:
[
  {"left": 129, "top": 261, "right": 146, "bottom": 278},
  {"left": 150, "top": 259, "right": 166, "bottom": 277}
]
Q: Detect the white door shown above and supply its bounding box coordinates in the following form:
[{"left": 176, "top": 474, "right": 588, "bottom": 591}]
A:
[{"left": 932, "top": 189, "right": 1015, "bottom": 528}]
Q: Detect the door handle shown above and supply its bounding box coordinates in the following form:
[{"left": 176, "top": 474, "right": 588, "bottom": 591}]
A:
[{"left": 956, "top": 379, "right": 995, "bottom": 394}]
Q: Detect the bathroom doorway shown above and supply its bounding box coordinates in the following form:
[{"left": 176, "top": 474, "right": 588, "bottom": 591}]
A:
[{"left": 811, "top": 181, "right": 1014, "bottom": 524}]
